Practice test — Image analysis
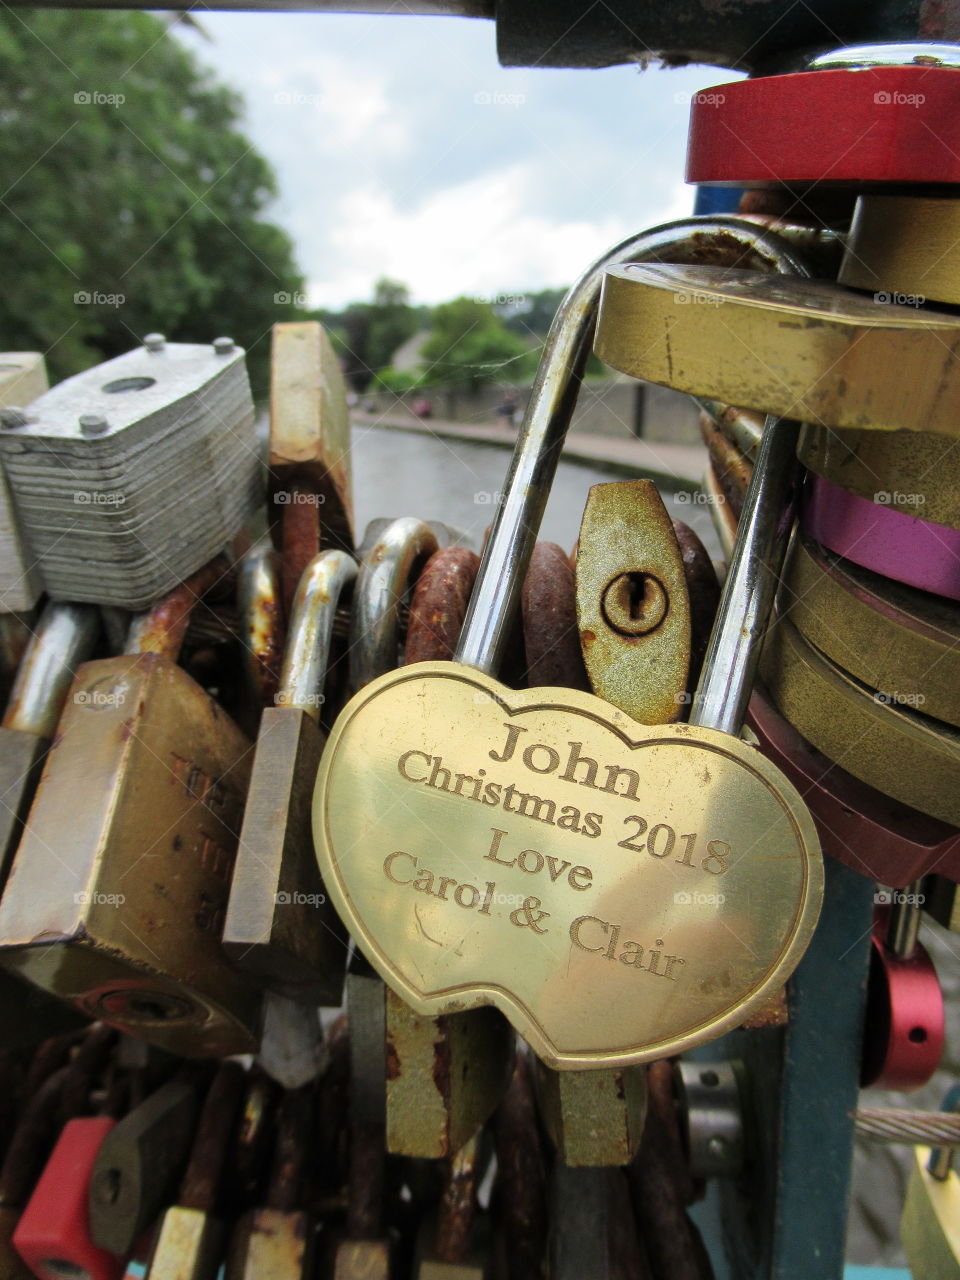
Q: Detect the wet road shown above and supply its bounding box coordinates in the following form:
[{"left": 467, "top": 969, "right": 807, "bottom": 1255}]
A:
[{"left": 351, "top": 423, "right": 721, "bottom": 559}]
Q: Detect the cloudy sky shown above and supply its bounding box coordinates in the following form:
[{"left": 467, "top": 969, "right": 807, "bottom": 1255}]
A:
[{"left": 178, "top": 13, "right": 739, "bottom": 308}]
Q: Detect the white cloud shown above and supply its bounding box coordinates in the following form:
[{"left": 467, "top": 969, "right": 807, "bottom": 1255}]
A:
[
  {"left": 181, "top": 15, "right": 742, "bottom": 307},
  {"left": 316, "top": 163, "right": 693, "bottom": 305}
]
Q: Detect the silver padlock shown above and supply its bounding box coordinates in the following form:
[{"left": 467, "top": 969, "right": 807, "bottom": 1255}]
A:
[{"left": 0, "top": 336, "right": 260, "bottom": 608}]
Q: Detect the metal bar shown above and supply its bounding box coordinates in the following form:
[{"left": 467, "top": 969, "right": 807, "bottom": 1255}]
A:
[
  {"left": 455, "top": 215, "right": 808, "bottom": 674},
  {"left": 690, "top": 414, "right": 802, "bottom": 736}
]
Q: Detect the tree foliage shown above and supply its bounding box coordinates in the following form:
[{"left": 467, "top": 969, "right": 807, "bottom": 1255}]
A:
[
  {"left": 0, "top": 10, "right": 302, "bottom": 392},
  {"left": 419, "top": 297, "right": 533, "bottom": 393},
  {"left": 315, "top": 277, "right": 421, "bottom": 391}
]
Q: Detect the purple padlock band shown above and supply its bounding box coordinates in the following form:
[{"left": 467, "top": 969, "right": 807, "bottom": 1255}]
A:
[{"left": 801, "top": 474, "right": 960, "bottom": 602}]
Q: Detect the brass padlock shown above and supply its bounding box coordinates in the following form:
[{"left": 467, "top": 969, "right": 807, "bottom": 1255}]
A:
[
  {"left": 0, "top": 561, "right": 261, "bottom": 1056},
  {"left": 145, "top": 1061, "right": 246, "bottom": 1280},
  {"left": 223, "top": 548, "right": 357, "bottom": 1003},
  {"left": 314, "top": 220, "right": 822, "bottom": 1069},
  {"left": 344, "top": 534, "right": 513, "bottom": 1158},
  {"left": 901, "top": 1087, "right": 960, "bottom": 1279},
  {"left": 0, "top": 601, "right": 100, "bottom": 1046},
  {"left": 269, "top": 321, "right": 355, "bottom": 617}
]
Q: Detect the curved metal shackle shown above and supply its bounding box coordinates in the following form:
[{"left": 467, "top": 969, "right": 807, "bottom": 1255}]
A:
[
  {"left": 2, "top": 601, "right": 101, "bottom": 738},
  {"left": 280, "top": 549, "right": 358, "bottom": 720},
  {"left": 689, "top": 414, "right": 803, "bottom": 735},
  {"left": 124, "top": 557, "right": 229, "bottom": 660},
  {"left": 348, "top": 517, "right": 439, "bottom": 691},
  {"left": 237, "top": 543, "right": 284, "bottom": 708},
  {"left": 454, "top": 215, "right": 810, "bottom": 675}
]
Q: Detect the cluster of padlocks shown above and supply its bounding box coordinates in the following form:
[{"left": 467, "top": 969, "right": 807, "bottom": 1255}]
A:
[{"left": 2, "top": 35, "right": 960, "bottom": 1280}]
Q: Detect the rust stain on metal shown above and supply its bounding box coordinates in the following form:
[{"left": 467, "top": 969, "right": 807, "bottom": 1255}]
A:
[
  {"left": 280, "top": 485, "right": 322, "bottom": 623},
  {"left": 521, "top": 542, "right": 589, "bottom": 691},
  {"left": 385, "top": 1034, "right": 401, "bottom": 1082},
  {"left": 672, "top": 520, "right": 720, "bottom": 694},
  {"left": 128, "top": 557, "right": 229, "bottom": 660},
  {"left": 404, "top": 547, "right": 480, "bottom": 664},
  {"left": 434, "top": 1134, "right": 479, "bottom": 1264},
  {"left": 432, "top": 1028, "right": 453, "bottom": 1105},
  {"left": 738, "top": 983, "right": 788, "bottom": 1028}
]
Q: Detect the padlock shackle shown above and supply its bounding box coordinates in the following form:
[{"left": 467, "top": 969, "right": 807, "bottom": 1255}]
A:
[
  {"left": 349, "top": 516, "right": 439, "bottom": 691},
  {"left": 279, "top": 548, "right": 357, "bottom": 718},
  {"left": 124, "top": 556, "right": 229, "bottom": 660},
  {"left": 455, "top": 215, "right": 809, "bottom": 674},
  {"left": 691, "top": 415, "right": 803, "bottom": 735},
  {"left": 2, "top": 601, "right": 101, "bottom": 737},
  {"left": 238, "top": 543, "right": 284, "bottom": 711}
]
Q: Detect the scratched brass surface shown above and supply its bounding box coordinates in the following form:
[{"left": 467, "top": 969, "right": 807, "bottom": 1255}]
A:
[
  {"left": 576, "top": 480, "right": 691, "bottom": 726},
  {"left": 761, "top": 618, "right": 960, "bottom": 828},
  {"left": 840, "top": 194, "right": 960, "bottom": 307},
  {"left": 312, "top": 663, "right": 822, "bottom": 1069},
  {"left": 0, "top": 654, "right": 260, "bottom": 1056},
  {"left": 797, "top": 424, "right": 960, "bottom": 530},
  {"left": 782, "top": 537, "right": 960, "bottom": 730},
  {"left": 595, "top": 264, "right": 960, "bottom": 436}
]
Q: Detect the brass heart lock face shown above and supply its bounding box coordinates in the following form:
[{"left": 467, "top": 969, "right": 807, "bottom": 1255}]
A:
[{"left": 313, "top": 662, "right": 822, "bottom": 1069}]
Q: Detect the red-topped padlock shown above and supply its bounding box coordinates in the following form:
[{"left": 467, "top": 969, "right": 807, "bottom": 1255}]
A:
[
  {"left": 13, "top": 1118, "right": 126, "bottom": 1280},
  {"left": 688, "top": 45, "right": 960, "bottom": 188}
]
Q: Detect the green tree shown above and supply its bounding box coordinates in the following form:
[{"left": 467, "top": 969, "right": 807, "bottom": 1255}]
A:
[
  {"left": 315, "top": 277, "right": 419, "bottom": 391},
  {"left": 420, "top": 298, "right": 532, "bottom": 394},
  {"left": 0, "top": 11, "right": 303, "bottom": 393}
]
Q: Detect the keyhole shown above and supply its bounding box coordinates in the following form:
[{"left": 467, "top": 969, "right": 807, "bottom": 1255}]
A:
[{"left": 601, "top": 572, "right": 669, "bottom": 636}]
